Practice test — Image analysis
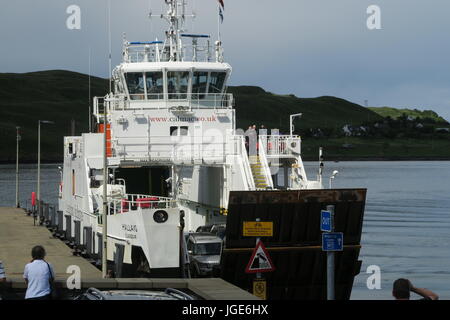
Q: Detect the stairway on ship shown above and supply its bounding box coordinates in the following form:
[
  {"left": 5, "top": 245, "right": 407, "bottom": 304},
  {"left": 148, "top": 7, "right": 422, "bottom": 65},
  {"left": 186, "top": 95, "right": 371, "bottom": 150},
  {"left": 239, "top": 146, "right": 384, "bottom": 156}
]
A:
[{"left": 249, "top": 155, "right": 269, "bottom": 189}]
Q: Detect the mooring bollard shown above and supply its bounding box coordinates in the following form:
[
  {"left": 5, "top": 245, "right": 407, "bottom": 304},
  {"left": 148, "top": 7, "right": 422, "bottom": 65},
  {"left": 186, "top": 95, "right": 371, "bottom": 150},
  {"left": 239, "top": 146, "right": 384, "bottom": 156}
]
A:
[
  {"left": 51, "top": 206, "right": 56, "bottom": 228},
  {"left": 44, "top": 203, "right": 49, "bottom": 224},
  {"left": 39, "top": 201, "right": 45, "bottom": 225}
]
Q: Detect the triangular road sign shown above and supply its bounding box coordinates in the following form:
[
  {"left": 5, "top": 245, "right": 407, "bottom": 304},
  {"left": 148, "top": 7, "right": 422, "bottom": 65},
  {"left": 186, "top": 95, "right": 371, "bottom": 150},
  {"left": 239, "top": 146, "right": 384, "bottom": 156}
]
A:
[{"left": 245, "top": 240, "right": 275, "bottom": 273}]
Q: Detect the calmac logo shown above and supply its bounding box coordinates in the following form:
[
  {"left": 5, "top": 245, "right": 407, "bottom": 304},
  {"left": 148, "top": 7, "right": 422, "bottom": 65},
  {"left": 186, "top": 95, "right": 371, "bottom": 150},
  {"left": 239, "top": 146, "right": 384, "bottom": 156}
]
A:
[{"left": 122, "top": 224, "right": 138, "bottom": 233}]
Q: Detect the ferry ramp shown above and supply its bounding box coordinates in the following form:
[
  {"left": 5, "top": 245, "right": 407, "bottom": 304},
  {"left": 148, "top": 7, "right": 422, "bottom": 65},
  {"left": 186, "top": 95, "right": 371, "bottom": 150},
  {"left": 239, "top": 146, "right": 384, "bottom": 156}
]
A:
[{"left": 220, "top": 189, "right": 367, "bottom": 300}]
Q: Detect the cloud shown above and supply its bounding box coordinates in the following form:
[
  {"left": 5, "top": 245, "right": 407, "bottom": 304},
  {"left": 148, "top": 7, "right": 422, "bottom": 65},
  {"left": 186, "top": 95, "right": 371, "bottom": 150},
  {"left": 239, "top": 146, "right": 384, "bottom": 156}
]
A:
[{"left": 0, "top": 0, "right": 449, "bottom": 120}]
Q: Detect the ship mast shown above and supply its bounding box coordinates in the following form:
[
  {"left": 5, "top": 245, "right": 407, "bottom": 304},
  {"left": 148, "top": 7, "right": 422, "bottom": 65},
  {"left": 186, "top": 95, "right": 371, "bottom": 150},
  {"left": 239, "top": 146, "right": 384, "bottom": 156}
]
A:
[{"left": 161, "top": 0, "right": 189, "bottom": 61}]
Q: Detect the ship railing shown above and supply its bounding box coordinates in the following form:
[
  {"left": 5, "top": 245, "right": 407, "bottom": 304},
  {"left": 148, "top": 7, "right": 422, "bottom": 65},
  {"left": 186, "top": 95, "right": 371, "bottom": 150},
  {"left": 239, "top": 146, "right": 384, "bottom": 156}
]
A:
[
  {"left": 259, "top": 135, "right": 302, "bottom": 157},
  {"left": 93, "top": 95, "right": 129, "bottom": 121},
  {"left": 110, "top": 194, "right": 177, "bottom": 214},
  {"left": 236, "top": 135, "right": 256, "bottom": 190},
  {"left": 124, "top": 43, "right": 214, "bottom": 63},
  {"left": 110, "top": 135, "right": 249, "bottom": 163},
  {"left": 124, "top": 93, "right": 233, "bottom": 110},
  {"left": 93, "top": 94, "right": 233, "bottom": 117}
]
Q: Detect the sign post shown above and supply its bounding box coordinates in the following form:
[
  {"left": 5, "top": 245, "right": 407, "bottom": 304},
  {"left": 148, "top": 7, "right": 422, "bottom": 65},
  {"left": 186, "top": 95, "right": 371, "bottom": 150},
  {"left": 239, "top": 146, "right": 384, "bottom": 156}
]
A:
[
  {"left": 255, "top": 218, "right": 262, "bottom": 284},
  {"left": 321, "top": 205, "right": 342, "bottom": 300},
  {"left": 244, "top": 218, "right": 275, "bottom": 299}
]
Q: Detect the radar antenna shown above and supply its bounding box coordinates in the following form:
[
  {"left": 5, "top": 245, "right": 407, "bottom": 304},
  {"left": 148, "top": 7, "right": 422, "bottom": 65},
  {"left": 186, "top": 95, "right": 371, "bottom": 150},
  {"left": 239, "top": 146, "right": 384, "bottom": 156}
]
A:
[{"left": 148, "top": 0, "right": 195, "bottom": 61}]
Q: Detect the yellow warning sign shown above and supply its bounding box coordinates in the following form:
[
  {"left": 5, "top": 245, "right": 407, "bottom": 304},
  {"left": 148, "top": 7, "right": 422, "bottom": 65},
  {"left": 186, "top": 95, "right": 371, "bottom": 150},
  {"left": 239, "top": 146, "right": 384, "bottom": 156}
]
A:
[
  {"left": 243, "top": 221, "right": 273, "bottom": 237},
  {"left": 253, "top": 280, "right": 267, "bottom": 300}
]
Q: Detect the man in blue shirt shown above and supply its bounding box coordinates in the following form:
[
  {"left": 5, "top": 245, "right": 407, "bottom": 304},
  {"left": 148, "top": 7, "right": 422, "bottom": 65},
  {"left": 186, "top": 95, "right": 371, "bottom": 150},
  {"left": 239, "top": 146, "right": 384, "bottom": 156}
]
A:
[{"left": 23, "top": 246, "right": 55, "bottom": 300}]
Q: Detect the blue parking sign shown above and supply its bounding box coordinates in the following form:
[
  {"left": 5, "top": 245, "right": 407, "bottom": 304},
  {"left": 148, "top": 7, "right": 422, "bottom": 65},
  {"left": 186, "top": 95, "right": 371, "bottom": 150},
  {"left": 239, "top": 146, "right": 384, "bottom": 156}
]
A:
[
  {"left": 322, "top": 232, "right": 343, "bottom": 251},
  {"left": 321, "top": 210, "right": 332, "bottom": 232}
]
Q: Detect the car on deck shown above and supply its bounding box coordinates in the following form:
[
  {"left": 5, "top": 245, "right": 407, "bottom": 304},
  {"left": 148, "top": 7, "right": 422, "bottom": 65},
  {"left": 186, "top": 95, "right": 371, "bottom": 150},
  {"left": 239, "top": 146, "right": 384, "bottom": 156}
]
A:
[{"left": 187, "top": 233, "right": 223, "bottom": 277}]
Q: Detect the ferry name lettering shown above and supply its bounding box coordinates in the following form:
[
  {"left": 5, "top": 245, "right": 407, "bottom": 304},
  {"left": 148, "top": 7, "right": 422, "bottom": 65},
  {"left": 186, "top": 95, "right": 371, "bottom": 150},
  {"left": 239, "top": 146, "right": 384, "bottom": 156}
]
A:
[{"left": 122, "top": 224, "right": 138, "bottom": 233}]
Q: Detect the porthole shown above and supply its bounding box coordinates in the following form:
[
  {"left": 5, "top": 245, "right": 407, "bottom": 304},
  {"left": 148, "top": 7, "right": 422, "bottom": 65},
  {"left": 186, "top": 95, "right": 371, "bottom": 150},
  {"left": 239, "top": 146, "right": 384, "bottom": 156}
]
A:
[{"left": 153, "top": 210, "right": 169, "bottom": 223}]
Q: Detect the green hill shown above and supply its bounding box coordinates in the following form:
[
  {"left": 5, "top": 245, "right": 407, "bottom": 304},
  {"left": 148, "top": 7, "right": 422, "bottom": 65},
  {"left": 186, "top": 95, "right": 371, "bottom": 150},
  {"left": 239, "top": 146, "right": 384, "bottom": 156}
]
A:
[
  {"left": 0, "top": 70, "right": 109, "bottom": 162},
  {"left": 368, "top": 107, "right": 448, "bottom": 124},
  {"left": 1, "top": 70, "right": 447, "bottom": 162},
  {"left": 229, "top": 86, "right": 382, "bottom": 132}
]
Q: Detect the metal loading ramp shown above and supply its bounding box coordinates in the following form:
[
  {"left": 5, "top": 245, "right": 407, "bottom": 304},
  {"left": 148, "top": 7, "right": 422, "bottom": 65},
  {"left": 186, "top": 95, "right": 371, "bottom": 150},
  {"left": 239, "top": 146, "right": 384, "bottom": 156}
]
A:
[{"left": 220, "top": 189, "right": 367, "bottom": 300}]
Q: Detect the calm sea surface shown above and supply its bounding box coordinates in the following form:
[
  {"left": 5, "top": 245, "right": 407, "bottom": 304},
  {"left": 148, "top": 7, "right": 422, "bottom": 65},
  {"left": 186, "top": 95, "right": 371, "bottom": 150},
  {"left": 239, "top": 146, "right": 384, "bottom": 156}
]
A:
[{"left": 1, "top": 161, "right": 450, "bottom": 300}]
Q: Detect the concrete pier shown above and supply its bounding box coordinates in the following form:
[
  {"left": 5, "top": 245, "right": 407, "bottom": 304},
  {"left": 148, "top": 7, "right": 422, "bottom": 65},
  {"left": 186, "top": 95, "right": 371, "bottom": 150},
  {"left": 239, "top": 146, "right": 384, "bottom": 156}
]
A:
[
  {"left": 0, "top": 207, "right": 258, "bottom": 300},
  {"left": 0, "top": 207, "right": 101, "bottom": 279}
]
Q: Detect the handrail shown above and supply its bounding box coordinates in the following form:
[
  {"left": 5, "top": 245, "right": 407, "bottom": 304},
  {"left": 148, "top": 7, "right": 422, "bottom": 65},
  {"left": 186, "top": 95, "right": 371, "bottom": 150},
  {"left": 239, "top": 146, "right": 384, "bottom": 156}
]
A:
[
  {"left": 258, "top": 140, "right": 274, "bottom": 189},
  {"left": 93, "top": 94, "right": 233, "bottom": 118},
  {"left": 110, "top": 194, "right": 177, "bottom": 214},
  {"left": 124, "top": 43, "right": 213, "bottom": 63},
  {"left": 259, "top": 135, "right": 301, "bottom": 156}
]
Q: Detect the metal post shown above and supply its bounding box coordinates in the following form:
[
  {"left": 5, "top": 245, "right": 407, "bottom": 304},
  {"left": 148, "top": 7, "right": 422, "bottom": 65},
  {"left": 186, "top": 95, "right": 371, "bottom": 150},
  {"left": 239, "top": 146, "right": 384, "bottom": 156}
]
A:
[
  {"left": 289, "top": 113, "right": 302, "bottom": 137},
  {"left": 326, "top": 205, "right": 335, "bottom": 300},
  {"left": 102, "top": 98, "right": 108, "bottom": 278},
  {"left": 37, "top": 120, "right": 54, "bottom": 216},
  {"left": 89, "top": 47, "right": 92, "bottom": 133},
  {"left": 329, "top": 171, "right": 339, "bottom": 189},
  {"left": 37, "top": 121, "right": 41, "bottom": 216},
  {"left": 319, "top": 147, "right": 324, "bottom": 187},
  {"left": 256, "top": 218, "right": 261, "bottom": 280},
  {"left": 15, "top": 127, "right": 20, "bottom": 208}
]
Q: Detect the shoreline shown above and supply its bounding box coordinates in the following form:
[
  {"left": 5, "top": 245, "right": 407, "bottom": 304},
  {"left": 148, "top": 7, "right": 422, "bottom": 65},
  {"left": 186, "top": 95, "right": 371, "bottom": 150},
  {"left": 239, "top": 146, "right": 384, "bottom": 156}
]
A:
[
  {"left": 303, "top": 156, "right": 450, "bottom": 161},
  {"left": 2, "top": 157, "right": 450, "bottom": 165}
]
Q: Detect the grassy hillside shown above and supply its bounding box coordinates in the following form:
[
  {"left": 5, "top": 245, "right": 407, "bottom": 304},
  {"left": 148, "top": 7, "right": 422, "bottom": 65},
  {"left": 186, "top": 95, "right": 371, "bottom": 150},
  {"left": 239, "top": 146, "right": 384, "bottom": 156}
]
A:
[
  {"left": 368, "top": 107, "right": 448, "bottom": 124},
  {"left": 0, "top": 70, "right": 109, "bottom": 162},
  {"left": 0, "top": 70, "right": 447, "bottom": 162},
  {"left": 230, "top": 86, "right": 382, "bottom": 132}
]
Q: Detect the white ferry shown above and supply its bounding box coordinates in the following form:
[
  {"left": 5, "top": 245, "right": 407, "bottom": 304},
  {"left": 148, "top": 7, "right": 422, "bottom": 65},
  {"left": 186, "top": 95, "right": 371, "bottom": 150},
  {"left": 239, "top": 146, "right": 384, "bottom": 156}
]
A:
[{"left": 58, "top": 0, "right": 324, "bottom": 277}]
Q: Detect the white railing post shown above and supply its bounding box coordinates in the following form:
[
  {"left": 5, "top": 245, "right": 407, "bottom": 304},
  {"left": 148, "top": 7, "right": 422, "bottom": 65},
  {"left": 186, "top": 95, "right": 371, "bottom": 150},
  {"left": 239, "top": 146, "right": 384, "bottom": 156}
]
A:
[{"left": 239, "top": 136, "right": 255, "bottom": 190}]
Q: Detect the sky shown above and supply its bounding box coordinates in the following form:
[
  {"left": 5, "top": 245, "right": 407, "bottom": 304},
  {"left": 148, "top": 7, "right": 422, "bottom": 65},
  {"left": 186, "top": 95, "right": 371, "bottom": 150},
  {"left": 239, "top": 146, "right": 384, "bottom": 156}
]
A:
[{"left": 1, "top": 0, "right": 450, "bottom": 121}]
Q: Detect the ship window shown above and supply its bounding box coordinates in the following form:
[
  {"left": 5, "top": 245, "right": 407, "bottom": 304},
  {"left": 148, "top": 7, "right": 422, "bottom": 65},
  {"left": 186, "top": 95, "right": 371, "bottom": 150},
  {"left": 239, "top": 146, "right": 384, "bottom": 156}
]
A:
[
  {"left": 179, "top": 126, "right": 189, "bottom": 136},
  {"left": 170, "top": 126, "right": 189, "bottom": 136},
  {"left": 125, "top": 73, "right": 145, "bottom": 100},
  {"left": 192, "top": 72, "right": 208, "bottom": 100},
  {"left": 72, "top": 169, "right": 75, "bottom": 196},
  {"left": 146, "top": 72, "right": 164, "bottom": 100},
  {"left": 167, "top": 71, "right": 189, "bottom": 100},
  {"left": 209, "top": 72, "right": 226, "bottom": 94}
]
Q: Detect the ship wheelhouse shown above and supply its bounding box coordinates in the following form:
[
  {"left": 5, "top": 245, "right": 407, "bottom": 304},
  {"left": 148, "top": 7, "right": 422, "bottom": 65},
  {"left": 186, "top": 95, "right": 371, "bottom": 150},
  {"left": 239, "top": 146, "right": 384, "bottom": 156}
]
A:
[
  {"left": 117, "top": 63, "right": 231, "bottom": 106},
  {"left": 109, "top": 34, "right": 232, "bottom": 110}
]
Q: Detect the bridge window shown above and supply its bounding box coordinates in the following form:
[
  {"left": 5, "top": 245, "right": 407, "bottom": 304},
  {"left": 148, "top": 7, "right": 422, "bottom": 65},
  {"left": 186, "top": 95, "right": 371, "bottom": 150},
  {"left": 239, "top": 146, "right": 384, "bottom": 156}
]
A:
[
  {"left": 192, "top": 72, "right": 208, "bottom": 100},
  {"left": 209, "top": 72, "right": 226, "bottom": 94},
  {"left": 167, "top": 71, "right": 190, "bottom": 100},
  {"left": 146, "top": 72, "right": 164, "bottom": 100},
  {"left": 125, "top": 73, "right": 145, "bottom": 100}
]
